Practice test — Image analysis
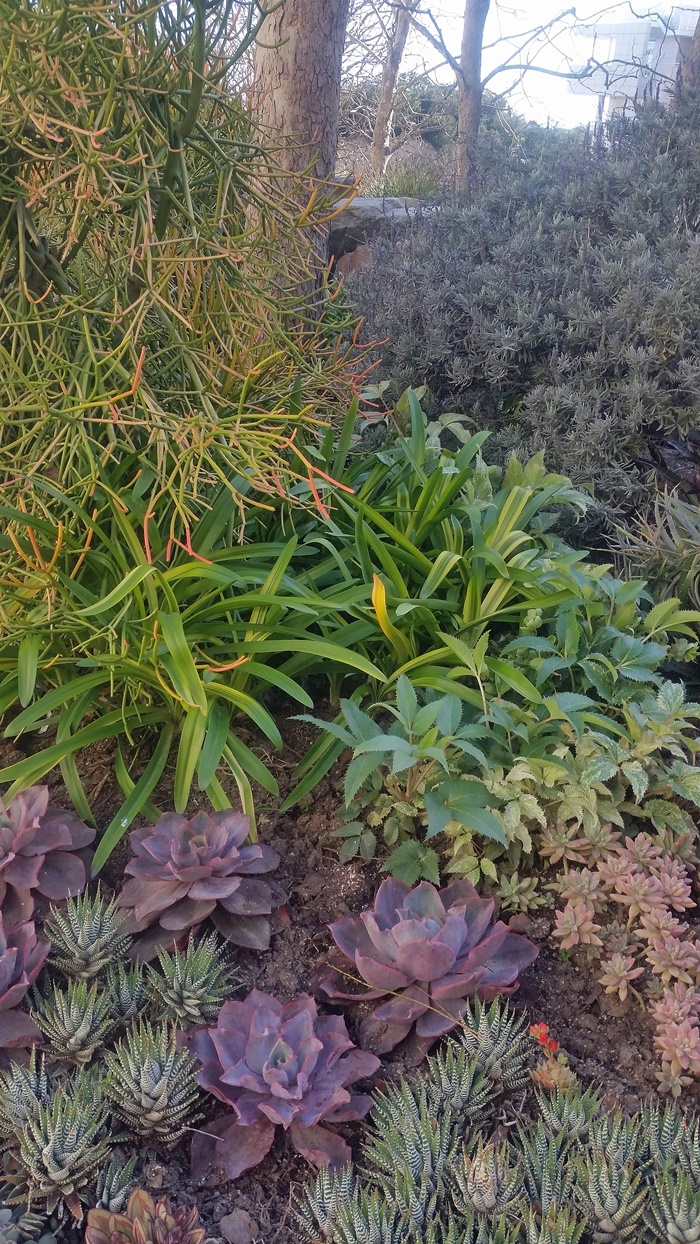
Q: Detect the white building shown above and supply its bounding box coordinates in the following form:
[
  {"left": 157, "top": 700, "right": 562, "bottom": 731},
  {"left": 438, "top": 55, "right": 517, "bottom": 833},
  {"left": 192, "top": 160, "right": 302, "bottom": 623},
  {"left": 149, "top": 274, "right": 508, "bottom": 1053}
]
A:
[{"left": 570, "top": 7, "right": 699, "bottom": 116}]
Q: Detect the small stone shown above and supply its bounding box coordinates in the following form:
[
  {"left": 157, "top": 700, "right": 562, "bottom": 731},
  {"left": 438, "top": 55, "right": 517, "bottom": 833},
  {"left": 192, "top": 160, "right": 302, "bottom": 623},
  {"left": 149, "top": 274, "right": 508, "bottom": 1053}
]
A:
[
  {"left": 295, "top": 871, "right": 325, "bottom": 897},
  {"left": 617, "top": 1042, "right": 637, "bottom": 1067},
  {"left": 219, "top": 1210, "right": 259, "bottom": 1244},
  {"left": 508, "top": 913, "right": 533, "bottom": 935},
  {"left": 144, "top": 1162, "right": 166, "bottom": 1190}
]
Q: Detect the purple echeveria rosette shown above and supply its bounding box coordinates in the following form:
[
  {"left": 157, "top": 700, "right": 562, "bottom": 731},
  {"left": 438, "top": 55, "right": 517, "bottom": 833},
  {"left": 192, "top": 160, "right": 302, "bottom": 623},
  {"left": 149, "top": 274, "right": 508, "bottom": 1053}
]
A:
[
  {"left": 0, "top": 911, "right": 49, "bottom": 1047},
  {"left": 0, "top": 787, "right": 94, "bottom": 924},
  {"left": 317, "top": 876, "right": 539, "bottom": 1060},
  {"left": 189, "top": 990, "right": 380, "bottom": 1179},
  {"left": 117, "top": 810, "right": 284, "bottom": 960}
]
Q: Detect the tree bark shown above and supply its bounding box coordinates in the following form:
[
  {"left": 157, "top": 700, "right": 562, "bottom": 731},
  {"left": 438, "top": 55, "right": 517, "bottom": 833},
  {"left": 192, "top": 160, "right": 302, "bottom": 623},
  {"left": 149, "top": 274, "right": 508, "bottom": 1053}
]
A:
[
  {"left": 254, "top": 0, "right": 351, "bottom": 180},
  {"left": 455, "top": 0, "right": 491, "bottom": 201},
  {"left": 681, "top": 13, "right": 700, "bottom": 90},
  {"left": 369, "top": 2, "right": 417, "bottom": 181}
]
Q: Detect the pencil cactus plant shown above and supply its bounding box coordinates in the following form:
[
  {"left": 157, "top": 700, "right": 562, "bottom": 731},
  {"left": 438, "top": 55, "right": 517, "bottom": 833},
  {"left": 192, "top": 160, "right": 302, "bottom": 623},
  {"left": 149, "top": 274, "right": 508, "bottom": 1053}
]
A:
[{"left": 317, "top": 878, "right": 538, "bottom": 1058}]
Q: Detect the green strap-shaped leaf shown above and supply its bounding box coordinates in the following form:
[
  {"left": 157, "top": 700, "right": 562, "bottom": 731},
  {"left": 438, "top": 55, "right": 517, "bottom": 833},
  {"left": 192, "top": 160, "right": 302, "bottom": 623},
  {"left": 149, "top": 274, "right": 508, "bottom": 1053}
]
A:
[
  {"left": 158, "top": 610, "right": 207, "bottom": 712},
  {"left": 92, "top": 724, "right": 174, "bottom": 874},
  {"left": 75, "top": 565, "right": 155, "bottom": 615},
  {"left": 174, "top": 706, "right": 209, "bottom": 813},
  {"left": 17, "top": 636, "right": 40, "bottom": 708}
]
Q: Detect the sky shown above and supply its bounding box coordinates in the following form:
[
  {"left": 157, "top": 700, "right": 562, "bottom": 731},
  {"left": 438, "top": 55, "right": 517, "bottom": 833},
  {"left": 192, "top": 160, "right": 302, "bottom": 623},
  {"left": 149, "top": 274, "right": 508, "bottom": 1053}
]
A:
[{"left": 403, "top": 0, "right": 697, "bottom": 126}]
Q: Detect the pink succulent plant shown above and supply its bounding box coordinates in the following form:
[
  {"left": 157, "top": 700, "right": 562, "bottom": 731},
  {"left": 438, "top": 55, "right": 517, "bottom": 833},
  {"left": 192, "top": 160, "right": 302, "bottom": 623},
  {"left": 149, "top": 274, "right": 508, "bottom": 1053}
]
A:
[
  {"left": 0, "top": 913, "right": 49, "bottom": 1046},
  {"left": 651, "top": 983, "right": 700, "bottom": 1028},
  {"left": 598, "top": 952, "right": 644, "bottom": 1003},
  {"left": 189, "top": 990, "right": 380, "bottom": 1179},
  {"left": 648, "top": 856, "right": 694, "bottom": 912},
  {"left": 316, "top": 877, "right": 538, "bottom": 1059},
  {"left": 638, "top": 909, "right": 689, "bottom": 943},
  {"left": 117, "top": 811, "right": 283, "bottom": 959},
  {"left": 645, "top": 936, "right": 698, "bottom": 986},
  {"left": 551, "top": 899, "right": 602, "bottom": 951},
  {"left": 0, "top": 787, "right": 94, "bottom": 922},
  {"left": 613, "top": 834, "right": 662, "bottom": 869},
  {"left": 595, "top": 854, "right": 639, "bottom": 890},
  {"left": 610, "top": 871, "right": 667, "bottom": 922},
  {"left": 654, "top": 1018, "right": 700, "bottom": 1080},
  {"left": 551, "top": 868, "right": 606, "bottom": 910}
]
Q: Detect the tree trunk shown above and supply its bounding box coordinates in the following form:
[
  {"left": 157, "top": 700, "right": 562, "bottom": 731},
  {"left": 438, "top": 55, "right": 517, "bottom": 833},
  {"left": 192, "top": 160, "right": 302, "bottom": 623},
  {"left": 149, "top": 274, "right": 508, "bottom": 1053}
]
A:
[
  {"left": 681, "top": 13, "right": 700, "bottom": 89},
  {"left": 254, "top": 0, "right": 351, "bottom": 180},
  {"left": 455, "top": 0, "right": 491, "bottom": 201},
  {"left": 369, "top": 2, "right": 417, "bottom": 181}
]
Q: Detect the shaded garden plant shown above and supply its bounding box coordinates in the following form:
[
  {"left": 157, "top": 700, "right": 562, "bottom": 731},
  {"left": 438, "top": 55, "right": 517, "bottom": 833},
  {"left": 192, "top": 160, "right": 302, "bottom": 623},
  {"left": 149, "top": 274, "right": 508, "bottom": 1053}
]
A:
[
  {"left": 117, "top": 811, "right": 283, "bottom": 959},
  {"left": 346, "top": 95, "right": 700, "bottom": 530},
  {"left": 316, "top": 877, "right": 538, "bottom": 1058},
  {"left": 0, "top": 788, "right": 93, "bottom": 923},
  {"left": 189, "top": 989, "right": 380, "bottom": 1179}
]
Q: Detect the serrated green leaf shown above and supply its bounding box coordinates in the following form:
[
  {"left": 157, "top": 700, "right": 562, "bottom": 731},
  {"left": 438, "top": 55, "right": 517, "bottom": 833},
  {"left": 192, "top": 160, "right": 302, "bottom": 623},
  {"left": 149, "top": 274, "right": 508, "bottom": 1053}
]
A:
[
  {"left": 620, "top": 759, "right": 649, "bottom": 802},
  {"left": 345, "top": 751, "right": 383, "bottom": 804},
  {"left": 581, "top": 755, "right": 619, "bottom": 786},
  {"left": 382, "top": 840, "right": 441, "bottom": 884}
]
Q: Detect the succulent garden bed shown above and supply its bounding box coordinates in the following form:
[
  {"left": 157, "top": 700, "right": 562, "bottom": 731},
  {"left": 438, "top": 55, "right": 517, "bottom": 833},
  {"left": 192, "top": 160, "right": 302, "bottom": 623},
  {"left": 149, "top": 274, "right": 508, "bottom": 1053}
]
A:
[{"left": 1, "top": 713, "right": 698, "bottom": 1244}]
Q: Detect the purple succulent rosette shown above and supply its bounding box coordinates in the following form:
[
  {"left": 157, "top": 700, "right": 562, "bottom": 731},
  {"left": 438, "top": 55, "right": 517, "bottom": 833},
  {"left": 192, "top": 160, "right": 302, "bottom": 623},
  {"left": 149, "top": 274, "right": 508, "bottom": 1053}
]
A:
[
  {"left": 0, "top": 912, "right": 49, "bottom": 1047},
  {"left": 189, "top": 989, "right": 380, "bottom": 1179},
  {"left": 118, "top": 810, "right": 284, "bottom": 959},
  {"left": 317, "top": 877, "right": 538, "bottom": 1059},
  {"left": 0, "top": 787, "right": 94, "bottom": 923}
]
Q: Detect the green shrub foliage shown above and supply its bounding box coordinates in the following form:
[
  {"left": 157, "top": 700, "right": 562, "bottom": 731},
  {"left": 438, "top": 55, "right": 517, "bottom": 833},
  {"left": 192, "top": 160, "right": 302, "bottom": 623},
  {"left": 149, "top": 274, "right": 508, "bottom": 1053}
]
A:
[
  {"left": 297, "top": 1000, "right": 700, "bottom": 1244},
  {"left": 347, "top": 96, "right": 700, "bottom": 527}
]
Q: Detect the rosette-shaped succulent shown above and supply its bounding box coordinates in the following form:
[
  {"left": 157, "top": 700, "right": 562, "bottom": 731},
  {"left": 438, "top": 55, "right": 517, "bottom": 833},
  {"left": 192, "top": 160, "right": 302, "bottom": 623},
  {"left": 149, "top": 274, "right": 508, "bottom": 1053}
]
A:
[
  {"left": 117, "top": 811, "right": 283, "bottom": 959},
  {"left": 0, "top": 915, "right": 49, "bottom": 1047},
  {"left": 189, "top": 990, "right": 380, "bottom": 1179},
  {"left": 86, "top": 1191, "right": 205, "bottom": 1244},
  {"left": 0, "top": 787, "right": 94, "bottom": 923},
  {"left": 317, "top": 878, "right": 538, "bottom": 1059}
]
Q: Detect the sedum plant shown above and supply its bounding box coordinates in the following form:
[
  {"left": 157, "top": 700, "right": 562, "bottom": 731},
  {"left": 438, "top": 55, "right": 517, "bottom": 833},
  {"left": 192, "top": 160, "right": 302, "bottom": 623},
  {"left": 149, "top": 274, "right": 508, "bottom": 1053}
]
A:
[
  {"left": 86, "top": 1190, "right": 205, "bottom": 1244},
  {"left": 190, "top": 989, "right": 380, "bottom": 1179},
  {"left": 548, "top": 814, "right": 700, "bottom": 1095},
  {"left": 104, "top": 1022, "right": 201, "bottom": 1148},
  {"left": 316, "top": 877, "right": 537, "bottom": 1059},
  {"left": 45, "top": 890, "right": 130, "bottom": 981},
  {"left": 117, "top": 811, "right": 283, "bottom": 958},
  {"left": 297, "top": 1001, "right": 700, "bottom": 1244},
  {"left": 0, "top": 788, "right": 94, "bottom": 923}
]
